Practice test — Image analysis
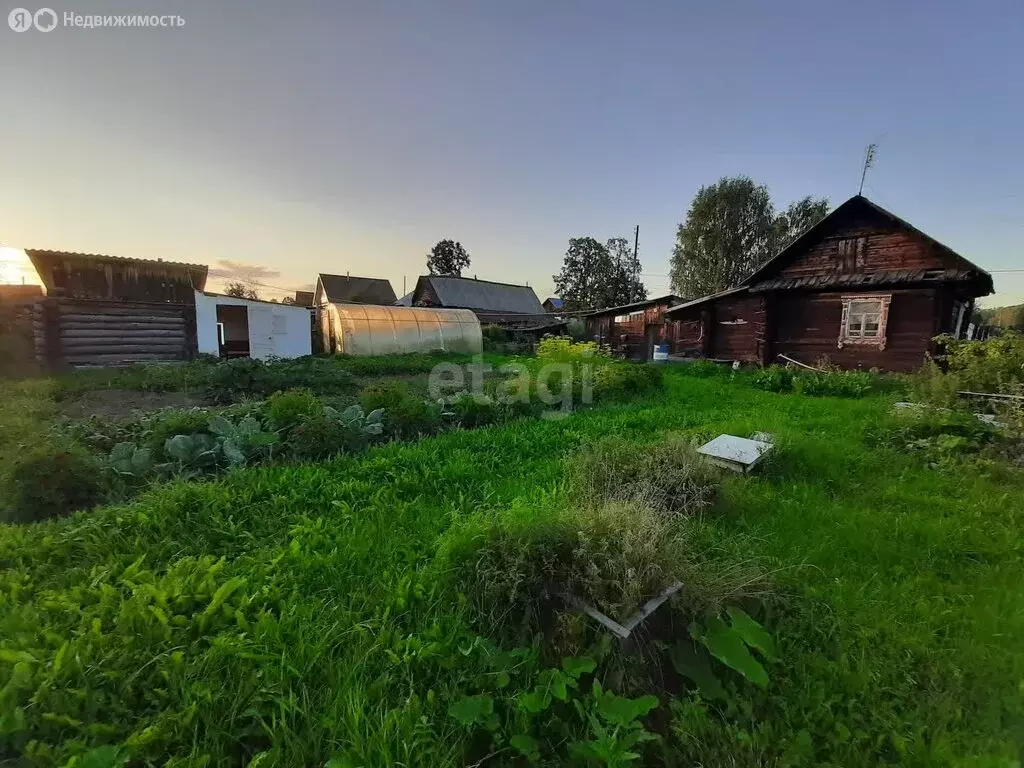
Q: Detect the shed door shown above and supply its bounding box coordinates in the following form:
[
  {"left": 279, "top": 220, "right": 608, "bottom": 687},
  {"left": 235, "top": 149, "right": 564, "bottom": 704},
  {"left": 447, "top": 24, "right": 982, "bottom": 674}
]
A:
[{"left": 248, "top": 305, "right": 275, "bottom": 359}]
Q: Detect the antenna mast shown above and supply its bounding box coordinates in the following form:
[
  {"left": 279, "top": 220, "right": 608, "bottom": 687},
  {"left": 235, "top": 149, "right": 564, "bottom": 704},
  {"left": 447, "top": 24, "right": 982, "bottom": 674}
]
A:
[{"left": 859, "top": 143, "right": 877, "bottom": 195}]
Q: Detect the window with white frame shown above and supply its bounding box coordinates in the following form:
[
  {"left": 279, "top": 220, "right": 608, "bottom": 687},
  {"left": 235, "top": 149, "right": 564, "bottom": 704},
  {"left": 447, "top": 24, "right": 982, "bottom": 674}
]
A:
[{"left": 839, "top": 294, "right": 891, "bottom": 349}]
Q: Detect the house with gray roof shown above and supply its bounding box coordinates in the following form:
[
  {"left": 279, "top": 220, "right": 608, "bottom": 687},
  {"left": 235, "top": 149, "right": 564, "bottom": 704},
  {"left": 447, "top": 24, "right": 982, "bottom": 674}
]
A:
[
  {"left": 410, "top": 275, "right": 545, "bottom": 324},
  {"left": 314, "top": 273, "right": 397, "bottom": 307}
]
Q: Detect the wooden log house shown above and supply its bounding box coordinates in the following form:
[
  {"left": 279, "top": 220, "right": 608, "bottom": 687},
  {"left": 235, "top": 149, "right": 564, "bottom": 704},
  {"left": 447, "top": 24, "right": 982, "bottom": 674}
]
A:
[
  {"left": 584, "top": 295, "right": 683, "bottom": 360},
  {"left": 664, "top": 195, "right": 994, "bottom": 372},
  {"left": 25, "top": 250, "right": 208, "bottom": 369}
]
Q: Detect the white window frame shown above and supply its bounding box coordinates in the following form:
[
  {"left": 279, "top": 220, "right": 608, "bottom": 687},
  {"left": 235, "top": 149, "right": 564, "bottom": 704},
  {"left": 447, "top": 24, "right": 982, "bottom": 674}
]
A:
[{"left": 838, "top": 294, "right": 891, "bottom": 350}]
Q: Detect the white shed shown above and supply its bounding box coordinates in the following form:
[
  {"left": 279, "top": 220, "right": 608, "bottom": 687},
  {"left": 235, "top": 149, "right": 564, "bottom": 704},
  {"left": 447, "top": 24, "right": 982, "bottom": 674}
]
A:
[
  {"left": 195, "top": 291, "right": 312, "bottom": 360},
  {"left": 322, "top": 303, "right": 482, "bottom": 356}
]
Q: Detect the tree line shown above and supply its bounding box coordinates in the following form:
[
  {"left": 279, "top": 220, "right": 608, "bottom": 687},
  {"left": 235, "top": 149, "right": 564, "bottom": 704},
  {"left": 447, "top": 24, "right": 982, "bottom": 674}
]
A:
[{"left": 222, "top": 175, "right": 830, "bottom": 310}]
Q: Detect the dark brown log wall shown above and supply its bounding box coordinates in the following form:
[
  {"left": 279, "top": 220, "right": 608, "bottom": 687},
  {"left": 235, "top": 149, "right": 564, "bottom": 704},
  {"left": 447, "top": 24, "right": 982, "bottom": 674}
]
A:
[
  {"left": 771, "top": 289, "right": 936, "bottom": 371},
  {"left": 44, "top": 298, "right": 195, "bottom": 368},
  {"left": 712, "top": 294, "right": 765, "bottom": 362}
]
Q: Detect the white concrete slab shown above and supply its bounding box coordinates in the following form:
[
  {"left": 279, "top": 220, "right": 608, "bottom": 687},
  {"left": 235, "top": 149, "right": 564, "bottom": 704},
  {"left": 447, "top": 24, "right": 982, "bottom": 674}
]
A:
[{"left": 698, "top": 434, "right": 773, "bottom": 473}]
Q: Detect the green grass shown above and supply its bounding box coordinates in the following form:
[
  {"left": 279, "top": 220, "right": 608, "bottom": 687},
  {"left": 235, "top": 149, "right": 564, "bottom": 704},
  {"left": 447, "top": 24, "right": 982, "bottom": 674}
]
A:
[{"left": 1, "top": 370, "right": 1022, "bottom": 765}]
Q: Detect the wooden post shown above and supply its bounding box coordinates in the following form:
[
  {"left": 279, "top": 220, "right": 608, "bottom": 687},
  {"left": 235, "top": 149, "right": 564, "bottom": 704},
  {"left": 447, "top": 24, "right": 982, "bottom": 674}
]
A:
[
  {"left": 42, "top": 298, "right": 63, "bottom": 371},
  {"left": 182, "top": 303, "right": 198, "bottom": 359},
  {"left": 760, "top": 294, "right": 774, "bottom": 366},
  {"left": 700, "top": 308, "right": 713, "bottom": 358}
]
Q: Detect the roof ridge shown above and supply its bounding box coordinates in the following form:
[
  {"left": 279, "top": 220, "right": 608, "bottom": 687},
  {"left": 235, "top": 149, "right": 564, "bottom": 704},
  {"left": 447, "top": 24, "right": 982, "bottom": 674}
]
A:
[{"left": 424, "top": 274, "right": 536, "bottom": 289}]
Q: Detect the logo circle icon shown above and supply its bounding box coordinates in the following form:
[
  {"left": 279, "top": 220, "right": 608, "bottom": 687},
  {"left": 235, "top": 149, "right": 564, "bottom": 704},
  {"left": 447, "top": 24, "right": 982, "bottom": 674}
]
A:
[
  {"left": 33, "top": 7, "right": 57, "bottom": 31},
  {"left": 8, "top": 7, "right": 33, "bottom": 31}
]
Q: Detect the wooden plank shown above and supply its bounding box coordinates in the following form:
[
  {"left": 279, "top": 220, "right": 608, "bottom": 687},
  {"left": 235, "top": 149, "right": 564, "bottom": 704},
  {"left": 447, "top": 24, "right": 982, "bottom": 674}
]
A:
[
  {"left": 61, "top": 328, "right": 186, "bottom": 340},
  {"left": 64, "top": 352, "right": 183, "bottom": 365},
  {"left": 60, "top": 313, "right": 186, "bottom": 324},
  {"left": 57, "top": 301, "right": 188, "bottom": 318},
  {"left": 60, "top": 342, "right": 186, "bottom": 354}
]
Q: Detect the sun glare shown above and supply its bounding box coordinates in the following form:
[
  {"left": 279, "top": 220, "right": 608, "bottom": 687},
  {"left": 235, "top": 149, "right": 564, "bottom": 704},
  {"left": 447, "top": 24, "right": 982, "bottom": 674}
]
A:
[{"left": 0, "top": 247, "right": 41, "bottom": 285}]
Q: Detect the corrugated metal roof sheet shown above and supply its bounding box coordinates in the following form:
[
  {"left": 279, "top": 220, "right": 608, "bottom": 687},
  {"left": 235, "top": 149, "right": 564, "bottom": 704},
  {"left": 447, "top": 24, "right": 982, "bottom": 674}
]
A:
[
  {"left": 585, "top": 294, "right": 683, "bottom": 317},
  {"left": 317, "top": 274, "right": 396, "bottom": 305},
  {"left": 664, "top": 287, "right": 749, "bottom": 315},
  {"left": 750, "top": 268, "right": 978, "bottom": 292},
  {"left": 418, "top": 276, "right": 544, "bottom": 314}
]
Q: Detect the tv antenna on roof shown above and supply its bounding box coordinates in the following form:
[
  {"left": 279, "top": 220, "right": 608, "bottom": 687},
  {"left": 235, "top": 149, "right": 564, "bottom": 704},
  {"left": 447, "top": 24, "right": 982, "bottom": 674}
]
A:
[{"left": 859, "top": 143, "right": 878, "bottom": 195}]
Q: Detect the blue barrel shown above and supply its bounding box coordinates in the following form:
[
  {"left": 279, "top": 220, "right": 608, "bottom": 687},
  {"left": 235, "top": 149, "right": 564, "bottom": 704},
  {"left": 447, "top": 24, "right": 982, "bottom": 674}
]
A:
[{"left": 652, "top": 344, "right": 669, "bottom": 362}]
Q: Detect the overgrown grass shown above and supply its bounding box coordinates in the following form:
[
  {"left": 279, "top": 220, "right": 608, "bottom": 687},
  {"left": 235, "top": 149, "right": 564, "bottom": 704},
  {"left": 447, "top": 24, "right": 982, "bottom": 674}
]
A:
[{"left": 0, "top": 370, "right": 1022, "bottom": 765}]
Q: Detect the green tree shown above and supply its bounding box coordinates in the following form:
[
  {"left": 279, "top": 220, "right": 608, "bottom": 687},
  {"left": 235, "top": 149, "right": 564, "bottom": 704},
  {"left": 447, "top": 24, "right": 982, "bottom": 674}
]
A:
[
  {"left": 223, "top": 281, "right": 258, "bottom": 300},
  {"left": 606, "top": 236, "right": 648, "bottom": 305},
  {"left": 553, "top": 237, "right": 612, "bottom": 311},
  {"left": 426, "top": 240, "right": 471, "bottom": 277},
  {"left": 553, "top": 236, "right": 647, "bottom": 311},
  {"left": 773, "top": 195, "right": 831, "bottom": 249},
  {"left": 671, "top": 177, "right": 830, "bottom": 299}
]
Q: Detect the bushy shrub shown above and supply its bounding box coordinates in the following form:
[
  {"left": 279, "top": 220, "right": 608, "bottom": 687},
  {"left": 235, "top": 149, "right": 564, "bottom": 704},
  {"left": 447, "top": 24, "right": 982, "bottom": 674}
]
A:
[
  {"left": 286, "top": 405, "right": 383, "bottom": 460},
  {"left": 750, "top": 366, "right": 795, "bottom": 393},
  {"left": 266, "top": 388, "right": 322, "bottom": 432},
  {"left": 537, "top": 337, "right": 608, "bottom": 363},
  {"left": 3, "top": 447, "right": 107, "bottom": 523},
  {"left": 748, "top": 367, "right": 874, "bottom": 398},
  {"left": 285, "top": 414, "right": 356, "bottom": 461},
  {"left": 361, "top": 382, "right": 443, "bottom": 439},
  {"left": 793, "top": 370, "right": 873, "bottom": 398},
  {"left": 441, "top": 499, "right": 759, "bottom": 642},
  {"left": 936, "top": 332, "right": 1024, "bottom": 394},
  {"left": 145, "top": 408, "right": 212, "bottom": 457},
  {"left": 205, "top": 357, "right": 357, "bottom": 403},
  {"left": 449, "top": 393, "right": 498, "bottom": 428},
  {"left": 567, "top": 435, "right": 720, "bottom": 517},
  {"left": 592, "top": 363, "right": 664, "bottom": 402},
  {"left": 443, "top": 501, "right": 678, "bottom": 631}
]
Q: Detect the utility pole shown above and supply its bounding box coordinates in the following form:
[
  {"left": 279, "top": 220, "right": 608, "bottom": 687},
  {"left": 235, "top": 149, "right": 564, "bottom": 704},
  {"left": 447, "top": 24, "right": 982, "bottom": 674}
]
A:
[{"left": 633, "top": 225, "right": 639, "bottom": 301}]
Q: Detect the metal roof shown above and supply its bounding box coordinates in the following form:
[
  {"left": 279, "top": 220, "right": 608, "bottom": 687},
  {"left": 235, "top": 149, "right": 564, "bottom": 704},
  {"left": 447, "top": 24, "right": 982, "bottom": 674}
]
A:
[
  {"left": 24, "top": 248, "right": 206, "bottom": 272},
  {"left": 585, "top": 294, "right": 683, "bottom": 317},
  {"left": 750, "top": 268, "right": 981, "bottom": 293},
  {"left": 317, "top": 274, "right": 397, "bottom": 305},
  {"left": 25, "top": 248, "right": 209, "bottom": 292},
  {"left": 664, "top": 287, "right": 749, "bottom": 316},
  {"left": 416, "top": 275, "right": 544, "bottom": 314}
]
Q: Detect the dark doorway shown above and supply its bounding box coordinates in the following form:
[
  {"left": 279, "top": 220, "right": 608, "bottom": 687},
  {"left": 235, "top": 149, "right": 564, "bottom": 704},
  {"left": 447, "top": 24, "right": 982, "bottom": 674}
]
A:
[{"left": 216, "top": 305, "right": 250, "bottom": 358}]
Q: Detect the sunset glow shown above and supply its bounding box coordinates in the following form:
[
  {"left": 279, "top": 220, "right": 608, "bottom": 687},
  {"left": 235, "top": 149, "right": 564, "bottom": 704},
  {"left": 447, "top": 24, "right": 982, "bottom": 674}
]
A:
[{"left": 0, "top": 247, "right": 41, "bottom": 286}]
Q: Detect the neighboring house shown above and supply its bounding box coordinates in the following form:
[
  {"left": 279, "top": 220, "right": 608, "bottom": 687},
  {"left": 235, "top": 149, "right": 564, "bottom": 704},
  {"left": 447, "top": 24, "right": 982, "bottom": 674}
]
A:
[
  {"left": 584, "top": 295, "right": 682, "bottom": 360},
  {"left": 410, "top": 275, "right": 546, "bottom": 326},
  {"left": 395, "top": 290, "right": 414, "bottom": 307},
  {"left": 543, "top": 297, "right": 564, "bottom": 313},
  {"left": 195, "top": 291, "right": 312, "bottom": 360},
  {"left": 664, "top": 195, "right": 994, "bottom": 371},
  {"left": 24, "top": 249, "right": 208, "bottom": 368},
  {"left": 293, "top": 290, "right": 315, "bottom": 307},
  {"left": 313, "top": 273, "right": 397, "bottom": 306}
]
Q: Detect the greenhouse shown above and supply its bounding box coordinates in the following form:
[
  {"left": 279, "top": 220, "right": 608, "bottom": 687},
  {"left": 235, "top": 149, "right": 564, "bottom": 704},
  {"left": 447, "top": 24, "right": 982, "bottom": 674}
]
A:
[{"left": 320, "top": 303, "right": 482, "bottom": 356}]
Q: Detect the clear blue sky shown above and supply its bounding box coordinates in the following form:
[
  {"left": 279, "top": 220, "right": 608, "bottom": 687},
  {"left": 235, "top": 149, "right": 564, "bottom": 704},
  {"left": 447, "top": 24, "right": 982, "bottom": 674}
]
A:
[{"left": 1, "top": 0, "right": 1021, "bottom": 304}]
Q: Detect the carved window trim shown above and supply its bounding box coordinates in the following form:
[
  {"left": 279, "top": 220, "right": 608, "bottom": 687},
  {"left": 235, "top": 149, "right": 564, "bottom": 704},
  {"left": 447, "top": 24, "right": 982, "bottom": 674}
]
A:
[{"left": 838, "top": 294, "right": 891, "bottom": 350}]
